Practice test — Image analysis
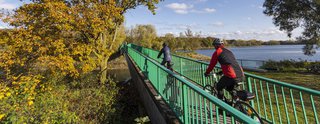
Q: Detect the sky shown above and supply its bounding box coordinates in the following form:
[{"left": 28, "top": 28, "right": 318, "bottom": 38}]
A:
[{"left": 0, "top": 0, "right": 302, "bottom": 41}]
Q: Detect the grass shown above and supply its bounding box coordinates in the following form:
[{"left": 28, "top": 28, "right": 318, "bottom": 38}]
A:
[
  {"left": 247, "top": 80, "right": 320, "bottom": 124},
  {"left": 248, "top": 71, "right": 320, "bottom": 91}
]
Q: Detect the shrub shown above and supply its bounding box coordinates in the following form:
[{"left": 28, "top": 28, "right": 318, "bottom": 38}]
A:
[
  {"left": 306, "top": 62, "right": 320, "bottom": 73},
  {"left": 0, "top": 72, "right": 118, "bottom": 123},
  {"left": 262, "top": 59, "right": 320, "bottom": 73}
]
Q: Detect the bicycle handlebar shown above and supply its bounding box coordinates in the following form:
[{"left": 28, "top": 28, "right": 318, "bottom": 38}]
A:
[
  {"left": 205, "top": 71, "right": 223, "bottom": 78},
  {"left": 209, "top": 71, "right": 223, "bottom": 75}
]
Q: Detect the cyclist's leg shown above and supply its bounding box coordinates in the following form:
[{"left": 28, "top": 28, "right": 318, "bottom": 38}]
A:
[
  {"left": 216, "top": 76, "right": 229, "bottom": 100},
  {"left": 167, "top": 61, "right": 173, "bottom": 70},
  {"left": 225, "top": 78, "right": 238, "bottom": 97},
  {"left": 217, "top": 76, "right": 235, "bottom": 99},
  {"left": 161, "top": 60, "right": 166, "bottom": 65}
]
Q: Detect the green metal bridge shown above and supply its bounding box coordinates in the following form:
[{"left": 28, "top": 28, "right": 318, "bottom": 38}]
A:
[{"left": 122, "top": 44, "right": 320, "bottom": 124}]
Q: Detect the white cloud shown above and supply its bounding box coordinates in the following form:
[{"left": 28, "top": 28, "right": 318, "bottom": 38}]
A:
[
  {"left": 235, "top": 30, "right": 243, "bottom": 35},
  {"left": 175, "top": 9, "right": 189, "bottom": 14},
  {"left": 189, "top": 8, "right": 216, "bottom": 14},
  {"left": 251, "top": 4, "right": 264, "bottom": 10},
  {"left": 258, "top": 6, "right": 264, "bottom": 9},
  {"left": 172, "top": 23, "right": 200, "bottom": 30},
  {"left": 195, "top": 0, "right": 208, "bottom": 3},
  {"left": 166, "top": 3, "right": 193, "bottom": 14},
  {"left": 210, "top": 22, "right": 224, "bottom": 27},
  {"left": 157, "top": 23, "right": 202, "bottom": 32},
  {"left": 210, "top": 29, "right": 288, "bottom": 41},
  {"left": 204, "top": 8, "right": 216, "bottom": 13},
  {"left": 166, "top": 3, "right": 216, "bottom": 14},
  {"left": 0, "top": 0, "right": 18, "bottom": 10},
  {"left": 166, "top": 3, "right": 193, "bottom": 10},
  {"left": 190, "top": 8, "right": 216, "bottom": 14}
]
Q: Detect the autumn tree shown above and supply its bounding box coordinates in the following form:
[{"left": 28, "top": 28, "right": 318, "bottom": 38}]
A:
[
  {"left": 126, "top": 24, "right": 157, "bottom": 48},
  {"left": 163, "top": 33, "right": 177, "bottom": 51},
  {"left": 0, "top": 0, "right": 162, "bottom": 122},
  {"left": 263, "top": 0, "right": 320, "bottom": 55},
  {"left": 0, "top": 0, "right": 161, "bottom": 84}
]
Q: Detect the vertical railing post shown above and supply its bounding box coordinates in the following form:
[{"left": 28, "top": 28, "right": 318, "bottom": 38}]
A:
[
  {"left": 281, "top": 87, "right": 290, "bottom": 123},
  {"left": 267, "top": 83, "right": 275, "bottom": 123},
  {"left": 310, "top": 95, "right": 319, "bottom": 124},
  {"left": 273, "top": 85, "right": 282, "bottom": 124},
  {"left": 253, "top": 79, "right": 260, "bottom": 114},
  {"left": 180, "top": 58, "right": 183, "bottom": 75},
  {"left": 299, "top": 92, "right": 308, "bottom": 124},
  {"left": 182, "top": 84, "right": 189, "bottom": 124},
  {"left": 290, "top": 89, "right": 298, "bottom": 123},
  {"left": 201, "top": 63, "right": 205, "bottom": 87},
  {"left": 247, "top": 77, "right": 254, "bottom": 107},
  {"left": 157, "top": 67, "right": 160, "bottom": 91}
]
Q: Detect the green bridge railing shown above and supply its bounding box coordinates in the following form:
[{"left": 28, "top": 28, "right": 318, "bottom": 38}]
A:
[
  {"left": 125, "top": 44, "right": 258, "bottom": 124},
  {"left": 128, "top": 44, "right": 320, "bottom": 124}
]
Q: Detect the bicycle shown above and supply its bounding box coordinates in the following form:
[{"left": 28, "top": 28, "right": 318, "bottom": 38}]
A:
[{"left": 203, "top": 72, "right": 264, "bottom": 124}]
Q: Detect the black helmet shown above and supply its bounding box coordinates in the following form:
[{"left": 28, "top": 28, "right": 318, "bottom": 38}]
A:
[
  {"left": 212, "top": 38, "right": 223, "bottom": 46},
  {"left": 162, "top": 43, "right": 167, "bottom": 46}
]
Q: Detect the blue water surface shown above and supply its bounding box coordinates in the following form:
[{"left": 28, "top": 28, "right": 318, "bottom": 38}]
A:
[{"left": 196, "top": 45, "right": 320, "bottom": 62}]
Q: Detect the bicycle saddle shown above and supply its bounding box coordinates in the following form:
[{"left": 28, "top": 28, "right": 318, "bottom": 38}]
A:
[{"left": 237, "top": 90, "right": 255, "bottom": 101}]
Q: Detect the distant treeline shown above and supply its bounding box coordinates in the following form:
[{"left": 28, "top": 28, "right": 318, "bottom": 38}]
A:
[
  {"left": 1, "top": 25, "right": 302, "bottom": 53},
  {"left": 125, "top": 25, "right": 303, "bottom": 52}
]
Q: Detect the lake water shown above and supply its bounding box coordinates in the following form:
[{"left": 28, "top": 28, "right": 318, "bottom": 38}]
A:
[
  {"left": 196, "top": 45, "right": 320, "bottom": 62},
  {"left": 196, "top": 45, "right": 320, "bottom": 68},
  {"left": 108, "top": 68, "right": 131, "bottom": 82}
]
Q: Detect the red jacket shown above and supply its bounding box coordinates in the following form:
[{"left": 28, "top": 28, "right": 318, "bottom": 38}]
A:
[{"left": 205, "top": 46, "right": 244, "bottom": 79}]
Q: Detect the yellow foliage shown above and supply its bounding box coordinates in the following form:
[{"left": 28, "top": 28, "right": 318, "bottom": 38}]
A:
[
  {"left": 28, "top": 101, "right": 34, "bottom": 106},
  {"left": 0, "top": 95, "right": 4, "bottom": 100},
  {"left": 0, "top": 114, "right": 5, "bottom": 120},
  {"left": 0, "top": 0, "right": 161, "bottom": 123},
  {"left": 5, "top": 92, "right": 11, "bottom": 97}
]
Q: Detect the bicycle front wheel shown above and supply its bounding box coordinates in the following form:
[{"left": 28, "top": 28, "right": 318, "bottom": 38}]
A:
[{"left": 234, "top": 101, "right": 263, "bottom": 124}]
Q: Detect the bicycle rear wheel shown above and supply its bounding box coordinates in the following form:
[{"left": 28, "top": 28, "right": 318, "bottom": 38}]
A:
[{"left": 234, "top": 101, "right": 263, "bottom": 124}]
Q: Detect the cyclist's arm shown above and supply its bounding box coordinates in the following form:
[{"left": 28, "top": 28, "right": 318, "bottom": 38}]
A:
[
  {"left": 157, "top": 48, "right": 164, "bottom": 58},
  {"left": 205, "top": 48, "right": 222, "bottom": 74}
]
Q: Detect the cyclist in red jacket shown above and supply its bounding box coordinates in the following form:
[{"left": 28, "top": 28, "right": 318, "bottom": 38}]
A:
[{"left": 204, "top": 38, "right": 245, "bottom": 100}]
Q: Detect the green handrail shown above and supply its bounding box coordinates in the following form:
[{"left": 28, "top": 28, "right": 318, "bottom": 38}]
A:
[
  {"left": 128, "top": 43, "right": 320, "bottom": 124},
  {"left": 125, "top": 45, "right": 259, "bottom": 124}
]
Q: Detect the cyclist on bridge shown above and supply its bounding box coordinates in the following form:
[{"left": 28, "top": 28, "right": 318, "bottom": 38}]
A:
[
  {"left": 157, "top": 43, "right": 172, "bottom": 70},
  {"left": 204, "top": 38, "right": 245, "bottom": 101}
]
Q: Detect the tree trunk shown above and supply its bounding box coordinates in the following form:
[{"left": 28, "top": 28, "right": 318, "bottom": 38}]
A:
[
  {"left": 109, "top": 23, "right": 119, "bottom": 50},
  {"left": 100, "top": 58, "right": 108, "bottom": 84},
  {"left": 99, "top": 32, "right": 108, "bottom": 84}
]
